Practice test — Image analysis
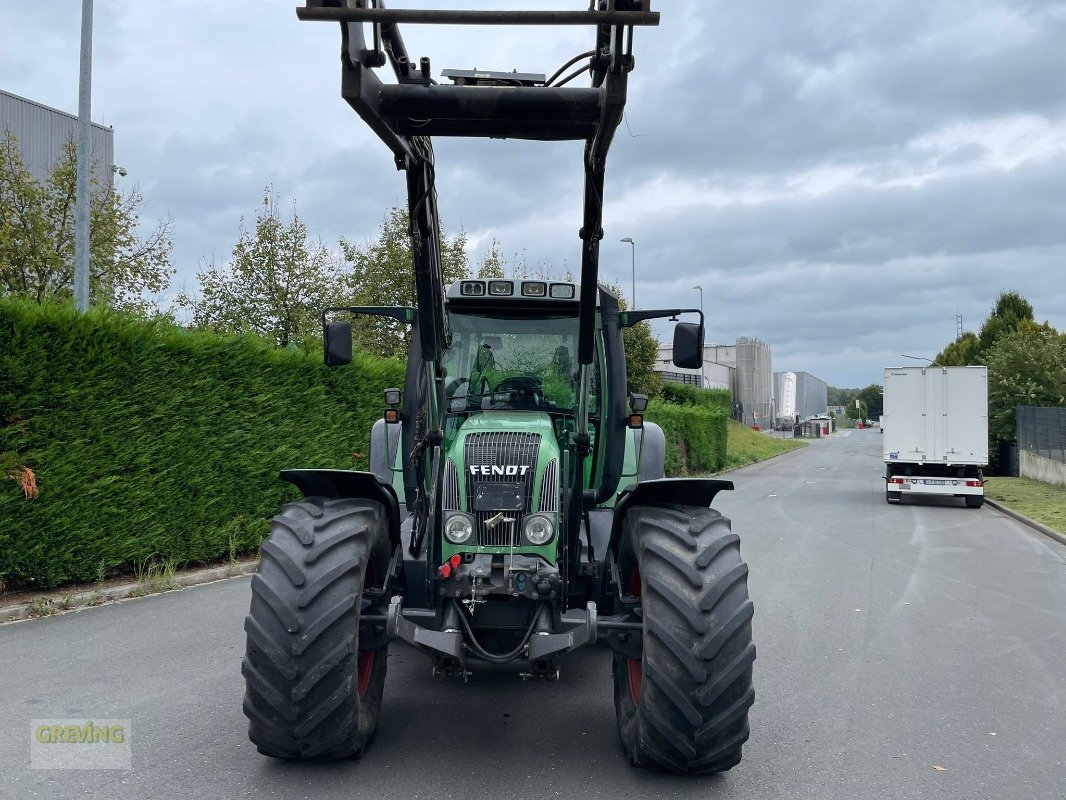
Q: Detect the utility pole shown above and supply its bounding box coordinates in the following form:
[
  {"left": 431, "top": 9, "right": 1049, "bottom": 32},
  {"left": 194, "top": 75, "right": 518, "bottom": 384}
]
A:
[
  {"left": 74, "top": 0, "right": 94, "bottom": 312},
  {"left": 620, "top": 237, "right": 636, "bottom": 309}
]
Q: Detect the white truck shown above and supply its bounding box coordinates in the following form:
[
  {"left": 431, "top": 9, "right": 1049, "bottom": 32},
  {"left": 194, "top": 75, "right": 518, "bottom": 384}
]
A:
[{"left": 882, "top": 365, "right": 988, "bottom": 507}]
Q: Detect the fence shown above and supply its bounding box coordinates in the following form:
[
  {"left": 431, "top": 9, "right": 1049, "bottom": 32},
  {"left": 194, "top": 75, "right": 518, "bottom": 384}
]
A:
[{"left": 1017, "top": 406, "right": 1066, "bottom": 487}]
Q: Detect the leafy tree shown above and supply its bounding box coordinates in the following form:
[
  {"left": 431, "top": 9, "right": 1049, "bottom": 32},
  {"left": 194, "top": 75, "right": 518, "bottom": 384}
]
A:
[
  {"left": 828, "top": 386, "right": 859, "bottom": 406},
  {"left": 936, "top": 291, "right": 1044, "bottom": 366},
  {"left": 338, "top": 206, "right": 468, "bottom": 358},
  {"left": 0, "top": 132, "right": 173, "bottom": 311},
  {"left": 857, "top": 384, "right": 883, "bottom": 418},
  {"left": 935, "top": 331, "right": 979, "bottom": 366},
  {"left": 476, "top": 238, "right": 506, "bottom": 279},
  {"left": 983, "top": 327, "right": 1066, "bottom": 443},
  {"left": 177, "top": 188, "right": 336, "bottom": 347}
]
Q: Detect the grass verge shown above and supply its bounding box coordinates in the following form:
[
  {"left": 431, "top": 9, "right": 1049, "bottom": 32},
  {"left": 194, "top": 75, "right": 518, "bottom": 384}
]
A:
[
  {"left": 723, "top": 420, "right": 806, "bottom": 471},
  {"left": 983, "top": 477, "right": 1066, "bottom": 535}
]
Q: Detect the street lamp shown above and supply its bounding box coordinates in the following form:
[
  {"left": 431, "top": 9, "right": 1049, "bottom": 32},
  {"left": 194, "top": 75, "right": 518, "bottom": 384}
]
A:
[
  {"left": 620, "top": 237, "right": 636, "bottom": 309},
  {"left": 692, "top": 285, "right": 703, "bottom": 320},
  {"left": 74, "top": 0, "right": 94, "bottom": 312},
  {"left": 901, "top": 354, "right": 936, "bottom": 365}
]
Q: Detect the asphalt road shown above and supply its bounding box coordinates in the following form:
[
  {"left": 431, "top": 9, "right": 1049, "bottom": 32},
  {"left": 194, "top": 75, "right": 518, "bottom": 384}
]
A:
[{"left": 2, "top": 429, "right": 1064, "bottom": 799}]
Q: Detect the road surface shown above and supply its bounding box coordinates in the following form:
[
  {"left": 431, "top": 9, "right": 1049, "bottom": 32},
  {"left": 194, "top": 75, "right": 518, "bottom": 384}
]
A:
[{"left": 2, "top": 429, "right": 1063, "bottom": 799}]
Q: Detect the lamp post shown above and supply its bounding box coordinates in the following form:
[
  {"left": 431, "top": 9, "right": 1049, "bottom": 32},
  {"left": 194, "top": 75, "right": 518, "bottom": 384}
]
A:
[
  {"left": 620, "top": 237, "right": 636, "bottom": 309},
  {"left": 693, "top": 284, "right": 703, "bottom": 320},
  {"left": 74, "top": 0, "right": 94, "bottom": 312},
  {"left": 901, "top": 354, "right": 936, "bottom": 365}
]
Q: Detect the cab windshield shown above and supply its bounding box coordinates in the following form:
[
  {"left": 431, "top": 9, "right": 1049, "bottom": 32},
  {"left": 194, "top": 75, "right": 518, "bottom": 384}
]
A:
[{"left": 442, "top": 313, "right": 579, "bottom": 413}]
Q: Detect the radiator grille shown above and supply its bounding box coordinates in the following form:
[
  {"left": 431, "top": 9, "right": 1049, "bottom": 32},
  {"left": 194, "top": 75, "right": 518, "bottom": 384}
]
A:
[
  {"left": 464, "top": 432, "right": 540, "bottom": 547},
  {"left": 539, "top": 459, "right": 558, "bottom": 513},
  {"left": 443, "top": 460, "right": 460, "bottom": 512}
]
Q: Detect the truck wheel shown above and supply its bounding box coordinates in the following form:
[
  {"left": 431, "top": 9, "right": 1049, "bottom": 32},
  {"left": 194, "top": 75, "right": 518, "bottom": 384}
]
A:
[
  {"left": 613, "top": 505, "right": 756, "bottom": 773},
  {"left": 886, "top": 491, "right": 902, "bottom": 503},
  {"left": 965, "top": 496, "right": 984, "bottom": 509},
  {"left": 243, "top": 497, "right": 391, "bottom": 760}
]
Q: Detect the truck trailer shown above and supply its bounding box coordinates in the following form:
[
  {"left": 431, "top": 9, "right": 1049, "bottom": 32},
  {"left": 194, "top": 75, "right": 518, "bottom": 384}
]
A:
[{"left": 882, "top": 366, "right": 988, "bottom": 507}]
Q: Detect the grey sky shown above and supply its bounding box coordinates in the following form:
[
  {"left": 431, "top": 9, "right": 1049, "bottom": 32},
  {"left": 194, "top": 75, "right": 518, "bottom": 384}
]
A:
[{"left": 3, "top": 1, "right": 1065, "bottom": 387}]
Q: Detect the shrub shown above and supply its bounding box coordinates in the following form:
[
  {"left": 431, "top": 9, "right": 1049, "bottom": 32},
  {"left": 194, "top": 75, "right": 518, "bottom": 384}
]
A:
[{"left": 0, "top": 298, "right": 402, "bottom": 589}]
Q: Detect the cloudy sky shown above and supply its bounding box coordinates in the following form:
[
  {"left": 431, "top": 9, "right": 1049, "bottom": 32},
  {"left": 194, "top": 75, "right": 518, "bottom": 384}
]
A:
[{"left": 4, "top": 1, "right": 1065, "bottom": 386}]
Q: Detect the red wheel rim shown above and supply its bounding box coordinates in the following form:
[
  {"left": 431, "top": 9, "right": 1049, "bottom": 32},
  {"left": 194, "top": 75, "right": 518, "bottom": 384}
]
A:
[
  {"left": 357, "top": 650, "right": 375, "bottom": 697},
  {"left": 626, "top": 563, "right": 642, "bottom": 705}
]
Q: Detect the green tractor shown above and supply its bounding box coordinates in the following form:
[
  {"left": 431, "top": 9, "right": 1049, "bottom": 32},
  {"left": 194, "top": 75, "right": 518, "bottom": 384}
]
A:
[{"left": 242, "top": 2, "right": 755, "bottom": 773}]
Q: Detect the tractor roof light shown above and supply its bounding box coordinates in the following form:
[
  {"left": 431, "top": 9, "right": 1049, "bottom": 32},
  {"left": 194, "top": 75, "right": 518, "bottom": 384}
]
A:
[
  {"left": 549, "top": 283, "right": 575, "bottom": 299},
  {"left": 521, "top": 281, "right": 546, "bottom": 297},
  {"left": 488, "top": 280, "right": 514, "bottom": 296}
]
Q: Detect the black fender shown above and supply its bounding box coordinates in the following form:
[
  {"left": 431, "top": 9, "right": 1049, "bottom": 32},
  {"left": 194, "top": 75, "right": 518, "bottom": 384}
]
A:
[
  {"left": 607, "top": 478, "right": 734, "bottom": 558},
  {"left": 280, "top": 469, "right": 402, "bottom": 550},
  {"left": 368, "top": 418, "right": 402, "bottom": 487}
]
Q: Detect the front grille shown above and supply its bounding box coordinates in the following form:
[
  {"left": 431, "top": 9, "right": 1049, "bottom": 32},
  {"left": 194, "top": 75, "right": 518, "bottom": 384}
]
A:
[
  {"left": 464, "top": 432, "right": 540, "bottom": 547},
  {"left": 443, "top": 460, "right": 460, "bottom": 511},
  {"left": 539, "top": 459, "right": 558, "bottom": 513}
]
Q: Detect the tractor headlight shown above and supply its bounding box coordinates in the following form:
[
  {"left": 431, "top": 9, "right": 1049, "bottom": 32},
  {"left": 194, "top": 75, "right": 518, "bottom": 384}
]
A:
[
  {"left": 444, "top": 514, "right": 474, "bottom": 544},
  {"left": 523, "top": 515, "right": 554, "bottom": 546}
]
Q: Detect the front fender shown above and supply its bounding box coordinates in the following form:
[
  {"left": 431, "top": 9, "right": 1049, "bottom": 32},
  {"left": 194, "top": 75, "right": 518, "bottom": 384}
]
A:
[
  {"left": 280, "top": 469, "right": 401, "bottom": 550},
  {"left": 607, "top": 478, "right": 733, "bottom": 557}
]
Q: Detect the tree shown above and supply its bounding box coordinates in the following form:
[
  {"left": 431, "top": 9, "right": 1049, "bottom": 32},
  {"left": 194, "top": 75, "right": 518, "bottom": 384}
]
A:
[
  {"left": 828, "top": 387, "right": 859, "bottom": 406},
  {"left": 935, "top": 331, "right": 979, "bottom": 366},
  {"left": 0, "top": 132, "right": 173, "bottom": 311},
  {"left": 856, "top": 384, "right": 883, "bottom": 419},
  {"left": 936, "top": 291, "right": 1043, "bottom": 366},
  {"left": 476, "top": 238, "right": 505, "bottom": 279},
  {"left": 177, "top": 188, "right": 336, "bottom": 347},
  {"left": 338, "top": 206, "right": 468, "bottom": 358},
  {"left": 983, "top": 327, "right": 1066, "bottom": 443}
]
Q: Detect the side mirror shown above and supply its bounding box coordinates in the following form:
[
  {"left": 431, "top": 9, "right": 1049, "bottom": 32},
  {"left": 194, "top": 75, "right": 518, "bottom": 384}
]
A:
[
  {"left": 672, "top": 322, "right": 704, "bottom": 369},
  {"left": 324, "top": 320, "right": 353, "bottom": 367}
]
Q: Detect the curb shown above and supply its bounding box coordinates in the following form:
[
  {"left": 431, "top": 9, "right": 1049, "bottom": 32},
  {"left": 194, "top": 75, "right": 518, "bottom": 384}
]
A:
[
  {"left": 984, "top": 498, "right": 1066, "bottom": 547},
  {"left": 0, "top": 559, "right": 259, "bottom": 625}
]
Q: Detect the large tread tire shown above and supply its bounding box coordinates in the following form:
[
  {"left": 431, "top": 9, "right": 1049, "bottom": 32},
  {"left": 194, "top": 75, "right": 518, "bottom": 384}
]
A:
[
  {"left": 613, "top": 504, "right": 756, "bottom": 774},
  {"left": 243, "top": 497, "right": 391, "bottom": 761}
]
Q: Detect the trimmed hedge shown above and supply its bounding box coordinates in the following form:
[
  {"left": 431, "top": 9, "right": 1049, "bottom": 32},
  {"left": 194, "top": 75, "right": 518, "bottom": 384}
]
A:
[
  {"left": 0, "top": 299, "right": 403, "bottom": 590},
  {"left": 0, "top": 298, "right": 730, "bottom": 589},
  {"left": 647, "top": 400, "right": 728, "bottom": 476},
  {"left": 658, "top": 382, "right": 731, "bottom": 412}
]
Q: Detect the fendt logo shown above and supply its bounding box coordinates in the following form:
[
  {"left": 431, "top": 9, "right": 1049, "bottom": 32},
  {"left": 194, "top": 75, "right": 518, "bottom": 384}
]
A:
[{"left": 469, "top": 465, "right": 531, "bottom": 477}]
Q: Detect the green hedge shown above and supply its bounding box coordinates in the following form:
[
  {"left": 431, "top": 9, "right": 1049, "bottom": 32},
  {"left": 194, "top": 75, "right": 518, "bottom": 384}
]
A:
[
  {"left": 646, "top": 401, "right": 728, "bottom": 476},
  {"left": 658, "top": 382, "right": 731, "bottom": 412},
  {"left": 0, "top": 299, "right": 403, "bottom": 590}
]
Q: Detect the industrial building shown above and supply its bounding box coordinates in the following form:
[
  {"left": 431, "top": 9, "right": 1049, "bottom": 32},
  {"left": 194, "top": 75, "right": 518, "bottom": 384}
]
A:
[
  {"left": 773, "top": 371, "right": 828, "bottom": 427},
  {"left": 655, "top": 336, "right": 774, "bottom": 428},
  {"left": 1, "top": 88, "right": 115, "bottom": 189}
]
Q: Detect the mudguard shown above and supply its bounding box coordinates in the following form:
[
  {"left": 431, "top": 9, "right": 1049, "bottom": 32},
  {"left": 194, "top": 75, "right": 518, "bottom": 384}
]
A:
[
  {"left": 607, "top": 478, "right": 734, "bottom": 556},
  {"left": 279, "top": 469, "right": 402, "bottom": 550}
]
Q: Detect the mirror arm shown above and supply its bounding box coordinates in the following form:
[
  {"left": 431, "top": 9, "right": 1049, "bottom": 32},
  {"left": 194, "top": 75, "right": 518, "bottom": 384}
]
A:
[
  {"left": 620, "top": 307, "right": 703, "bottom": 328},
  {"left": 321, "top": 306, "right": 417, "bottom": 325}
]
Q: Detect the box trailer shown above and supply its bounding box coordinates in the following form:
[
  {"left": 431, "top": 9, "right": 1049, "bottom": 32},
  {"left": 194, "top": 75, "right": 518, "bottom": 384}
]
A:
[{"left": 882, "top": 365, "right": 988, "bottom": 507}]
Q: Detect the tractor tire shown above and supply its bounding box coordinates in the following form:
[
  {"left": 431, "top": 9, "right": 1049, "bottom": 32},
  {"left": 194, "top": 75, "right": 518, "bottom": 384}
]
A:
[
  {"left": 886, "top": 490, "right": 902, "bottom": 504},
  {"left": 965, "top": 496, "right": 984, "bottom": 509},
  {"left": 613, "top": 505, "right": 756, "bottom": 773},
  {"left": 242, "top": 497, "right": 392, "bottom": 761}
]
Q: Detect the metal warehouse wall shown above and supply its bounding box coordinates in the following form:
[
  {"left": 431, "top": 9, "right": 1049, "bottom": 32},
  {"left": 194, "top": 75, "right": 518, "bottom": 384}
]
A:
[
  {"left": 1, "top": 89, "right": 114, "bottom": 190},
  {"left": 774, "top": 370, "right": 828, "bottom": 424}
]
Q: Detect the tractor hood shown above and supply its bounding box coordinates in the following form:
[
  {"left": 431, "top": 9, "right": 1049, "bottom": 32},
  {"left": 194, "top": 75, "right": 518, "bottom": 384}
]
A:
[{"left": 440, "top": 412, "right": 562, "bottom": 563}]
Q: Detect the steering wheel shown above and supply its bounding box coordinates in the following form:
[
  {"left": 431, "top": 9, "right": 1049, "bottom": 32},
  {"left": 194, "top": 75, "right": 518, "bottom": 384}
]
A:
[{"left": 493, "top": 376, "right": 544, "bottom": 407}]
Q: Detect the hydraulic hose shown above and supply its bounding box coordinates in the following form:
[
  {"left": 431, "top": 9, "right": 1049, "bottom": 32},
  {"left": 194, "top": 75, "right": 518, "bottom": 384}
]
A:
[{"left": 452, "top": 600, "right": 542, "bottom": 664}]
